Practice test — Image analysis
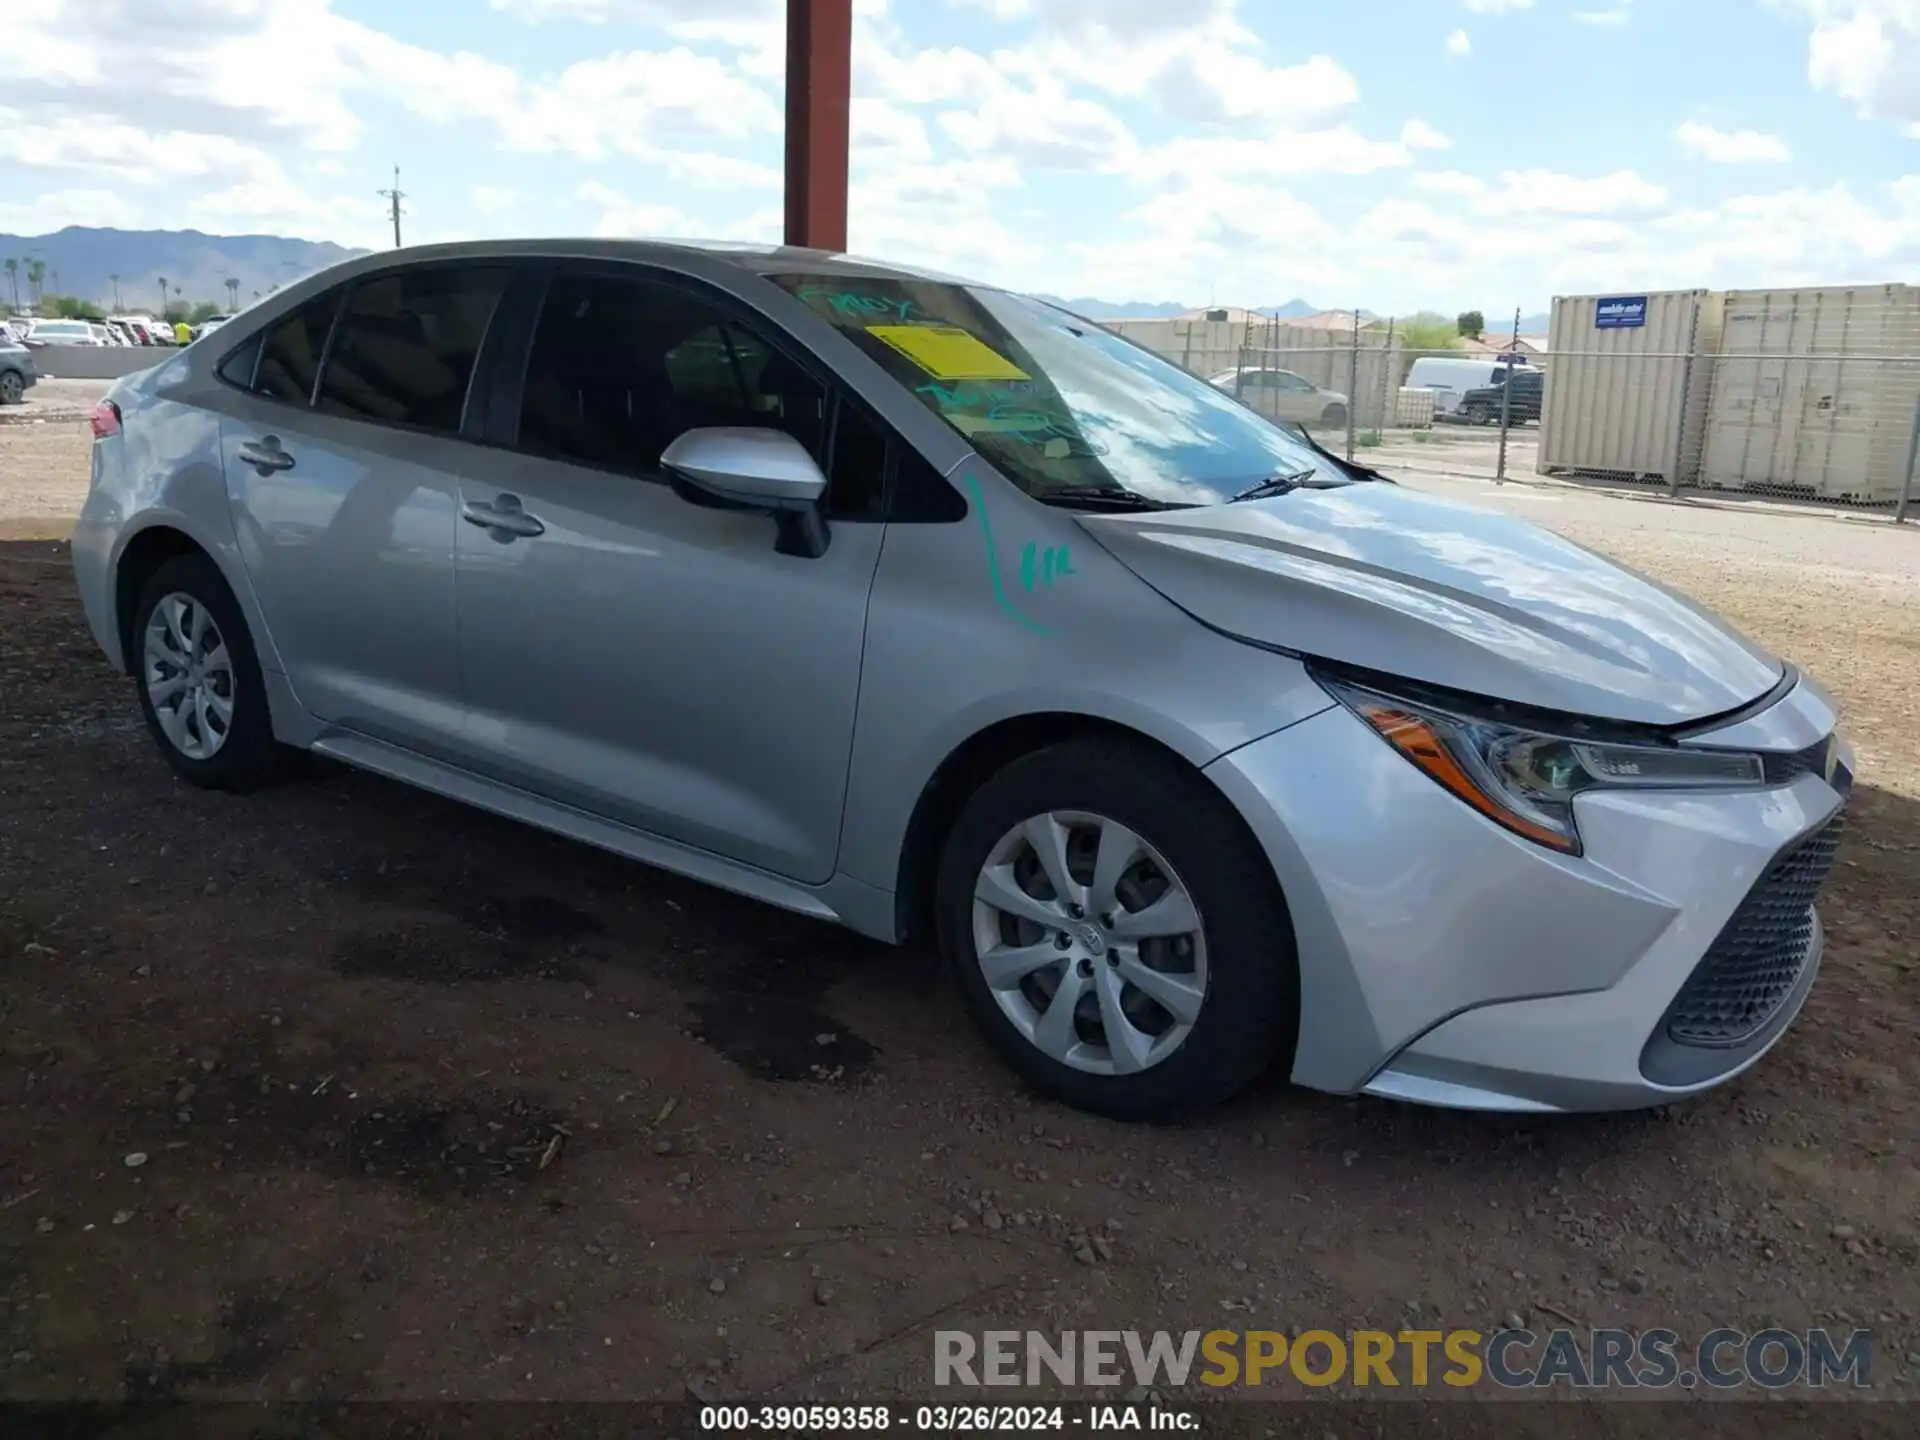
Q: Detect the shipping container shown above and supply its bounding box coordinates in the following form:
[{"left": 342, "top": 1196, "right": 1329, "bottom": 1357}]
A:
[
  {"left": 1538, "top": 289, "right": 1724, "bottom": 483},
  {"left": 1698, "top": 285, "right": 1920, "bottom": 505}
]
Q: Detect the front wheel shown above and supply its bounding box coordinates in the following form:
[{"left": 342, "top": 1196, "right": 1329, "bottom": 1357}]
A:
[
  {"left": 935, "top": 739, "right": 1299, "bottom": 1120},
  {"left": 0, "top": 370, "right": 23, "bottom": 405}
]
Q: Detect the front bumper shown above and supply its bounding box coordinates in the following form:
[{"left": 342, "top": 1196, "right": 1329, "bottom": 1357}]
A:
[{"left": 1206, "top": 677, "right": 1850, "bottom": 1112}]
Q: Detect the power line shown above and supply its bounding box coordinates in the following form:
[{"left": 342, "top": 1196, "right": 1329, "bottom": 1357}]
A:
[{"left": 377, "top": 164, "right": 407, "bottom": 248}]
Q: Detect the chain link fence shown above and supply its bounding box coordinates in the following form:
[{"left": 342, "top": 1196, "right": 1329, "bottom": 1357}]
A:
[{"left": 1103, "top": 311, "right": 1920, "bottom": 523}]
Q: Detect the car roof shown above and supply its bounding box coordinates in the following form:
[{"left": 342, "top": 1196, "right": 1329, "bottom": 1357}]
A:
[{"left": 303, "top": 237, "right": 993, "bottom": 291}]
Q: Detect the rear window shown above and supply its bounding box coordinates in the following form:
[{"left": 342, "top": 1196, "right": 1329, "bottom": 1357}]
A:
[
  {"left": 316, "top": 266, "right": 507, "bottom": 433},
  {"left": 254, "top": 290, "right": 344, "bottom": 405}
]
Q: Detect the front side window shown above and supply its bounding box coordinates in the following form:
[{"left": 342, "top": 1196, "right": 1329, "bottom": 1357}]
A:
[
  {"left": 317, "top": 266, "right": 507, "bottom": 433},
  {"left": 517, "top": 271, "right": 826, "bottom": 480},
  {"left": 767, "top": 274, "right": 1349, "bottom": 508},
  {"left": 253, "top": 290, "right": 344, "bottom": 405}
]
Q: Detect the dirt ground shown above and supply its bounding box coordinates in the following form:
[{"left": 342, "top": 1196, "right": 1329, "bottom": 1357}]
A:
[{"left": 2, "top": 387, "right": 1917, "bottom": 1411}]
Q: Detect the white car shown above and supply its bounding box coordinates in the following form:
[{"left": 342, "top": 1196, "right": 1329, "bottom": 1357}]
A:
[
  {"left": 1208, "top": 366, "right": 1350, "bottom": 429},
  {"left": 25, "top": 318, "right": 105, "bottom": 346}
]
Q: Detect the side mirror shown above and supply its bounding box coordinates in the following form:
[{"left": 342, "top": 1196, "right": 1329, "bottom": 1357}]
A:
[{"left": 661, "top": 427, "right": 831, "bottom": 558}]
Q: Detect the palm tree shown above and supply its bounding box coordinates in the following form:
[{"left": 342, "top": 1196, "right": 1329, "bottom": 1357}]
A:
[
  {"left": 223, "top": 276, "right": 240, "bottom": 310},
  {"left": 109, "top": 273, "right": 123, "bottom": 310},
  {"left": 156, "top": 277, "right": 168, "bottom": 319},
  {"left": 3, "top": 258, "right": 17, "bottom": 311},
  {"left": 25, "top": 259, "right": 46, "bottom": 308}
]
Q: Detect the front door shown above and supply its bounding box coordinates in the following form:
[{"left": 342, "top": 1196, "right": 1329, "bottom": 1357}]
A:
[{"left": 449, "top": 267, "right": 885, "bottom": 885}]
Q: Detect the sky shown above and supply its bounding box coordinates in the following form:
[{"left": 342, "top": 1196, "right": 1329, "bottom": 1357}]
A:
[{"left": 2, "top": 0, "right": 1918, "bottom": 316}]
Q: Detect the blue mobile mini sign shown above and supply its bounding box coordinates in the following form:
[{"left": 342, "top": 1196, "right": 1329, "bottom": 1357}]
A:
[{"left": 1595, "top": 296, "right": 1649, "bottom": 329}]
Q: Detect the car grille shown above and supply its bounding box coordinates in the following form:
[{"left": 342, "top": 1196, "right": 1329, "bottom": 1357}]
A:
[
  {"left": 1662, "top": 812, "right": 1846, "bottom": 1049},
  {"left": 1759, "top": 735, "right": 1838, "bottom": 785}
]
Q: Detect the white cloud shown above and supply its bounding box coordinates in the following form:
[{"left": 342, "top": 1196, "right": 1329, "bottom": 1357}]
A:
[
  {"left": 1677, "top": 120, "right": 1792, "bottom": 163},
  {"left": 1414, "top": 170, "right": 1489, "bottom": 196},
  {"left": 1574, "top": 4, "right": 1633, "bottom": 22},
  {"left": 1464, "top": 0, "right": 1534, "bottom": 12},
  {"left": 1776, "top": 0, "right": 1920, "bottom": 131},
  {"left": 490, "top": 0, "right": 777, "bottom": 20},
  {"left": 577, "top": 181, "right": 709, "bottom": 239},
  {"left": 0, "top": 109, "right": 283, "bottom": 186},
  {"left": 0, "top": 188, "right": 143, "bottom": 233},
  {"left": 1444, "top": 29, "right": 1473, "bottom": 56},
  {"left": 1400, "top": 119, "right": 1453, "bottom": 150},
  {"left": 937, "top": 84, "right": 1138, "bottom": 170}
]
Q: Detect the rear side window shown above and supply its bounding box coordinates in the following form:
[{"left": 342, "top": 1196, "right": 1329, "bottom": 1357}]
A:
[
  {"left": 317, "top": 266, "right": 507, "bottom": 433},
  {"left": 254, "top": 290, "right": 343, "bottom": 405},
  {"left": 216, "top": 334, "right": 262, "bottom": 388}
]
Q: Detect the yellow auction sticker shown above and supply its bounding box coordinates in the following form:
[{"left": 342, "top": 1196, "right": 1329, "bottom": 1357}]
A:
[{"left": 866, "top": 325, "right": 1031, "bottom": 381}]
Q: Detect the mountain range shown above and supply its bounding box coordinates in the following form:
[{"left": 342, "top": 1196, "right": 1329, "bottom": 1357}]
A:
[
  {"left": 0, "top": 227, "right": 1552, "bottom": 332},
  {"left": 0, "top": 227, "right": 369, "bottom": 314}
]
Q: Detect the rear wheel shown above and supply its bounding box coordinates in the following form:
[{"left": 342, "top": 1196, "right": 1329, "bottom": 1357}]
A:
[
  {"left": 935, "top": 739, "right": 1298, "bottom": 1120},
  {"left": 0, "top": 370, "right": 23, "bottom": 405},
  {"left": 131, "top": 554, "right": 293, "bottom": 791},
  {"left": 1319, "top": 403, "right": 1348, "bottom": 430}
]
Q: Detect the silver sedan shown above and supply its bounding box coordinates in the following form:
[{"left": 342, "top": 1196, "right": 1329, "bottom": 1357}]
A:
[{"left": 70, "top": 240, "right": 1852, "bottom": 1119}]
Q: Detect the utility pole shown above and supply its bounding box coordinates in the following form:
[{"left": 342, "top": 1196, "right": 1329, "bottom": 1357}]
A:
[
  {"left": 1496, "top": 306, "right": 1520, "bottom": 485},
  {"left": 110, "top": 274, "right": 122, "bottom": 310},
  {"left": 377, "top": 164, "right": 406, "bottom": 248}
]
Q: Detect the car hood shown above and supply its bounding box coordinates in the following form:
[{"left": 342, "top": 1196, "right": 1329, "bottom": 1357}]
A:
[{"left": 1076, "top": 483, "right": 1783, "bottom": 726}]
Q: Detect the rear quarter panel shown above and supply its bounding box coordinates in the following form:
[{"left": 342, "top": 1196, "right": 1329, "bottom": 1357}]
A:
[{"left": 71, "top": 357, "right": 285, "bottom": 679}]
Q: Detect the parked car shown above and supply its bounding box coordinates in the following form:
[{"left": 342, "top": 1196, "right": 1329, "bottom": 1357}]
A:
[
  {"left": 0, "top": 332, "right": 36, "bottom": 403},
  {"left": 1405, "top": 356, "right": 1537, "bottom": 419},
  {"left": 194, "top": 315, "right": 232, "bottom": 339},
  {"left": 1206, "top": 366, "right": 1350, "bottom": 429},
  {"left": 112, "top": 316, "right": 160, "bottom": 344},
  {"left": 1458, "top": 368, "right": 1544, "bottom": 426},
  {"left": 103, "top": 321, "right": 136, "bottom": 346},
  {"left": 24, "top": 318, "right": 104, "bottom": 346},
  {"left": 70, "top": 240, "right": 1853, "bottom": 1121}
]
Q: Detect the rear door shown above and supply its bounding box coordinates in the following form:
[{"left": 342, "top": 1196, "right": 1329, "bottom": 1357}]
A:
[{"left": 215, "top": 263, "right": 508, "bottom": 758}]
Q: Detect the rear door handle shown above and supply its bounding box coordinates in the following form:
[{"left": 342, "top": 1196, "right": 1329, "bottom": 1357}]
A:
[
  {"left": 461, "top": 496, "right": 546, "bottom": 539},
  {"left": 238, "top": 436, "right": 295, "bottom": 475}
]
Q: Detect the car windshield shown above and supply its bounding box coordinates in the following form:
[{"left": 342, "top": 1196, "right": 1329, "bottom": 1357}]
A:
[{"left": 768, "top": 273, "right": 1351, "bottom": 508}]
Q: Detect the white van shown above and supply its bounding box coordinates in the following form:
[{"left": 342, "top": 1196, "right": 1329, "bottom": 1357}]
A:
[{"left": 1405, "top": 357, "right": 1537, "bottom": 419}]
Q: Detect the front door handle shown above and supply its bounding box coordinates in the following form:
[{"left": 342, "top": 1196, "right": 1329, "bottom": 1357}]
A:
[
  {"left": 238, "top": 436, "right": 296, "bottom": 476},
  {"left": 461, "top": 495, "right": 546, "bottom": 539}
]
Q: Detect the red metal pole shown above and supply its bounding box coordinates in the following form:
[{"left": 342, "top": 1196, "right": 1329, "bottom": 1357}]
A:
[{"left": 784, "top": 0, "right": 852, "bottom": 252}]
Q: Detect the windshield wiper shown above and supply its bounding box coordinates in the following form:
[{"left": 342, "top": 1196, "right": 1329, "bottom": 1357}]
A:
[
  {"left": 1034, "top": 486, "right": 1181, "bottom": 511},
  {"left": 1229, "top": 469, "right": 1318, "bottom": 503}
]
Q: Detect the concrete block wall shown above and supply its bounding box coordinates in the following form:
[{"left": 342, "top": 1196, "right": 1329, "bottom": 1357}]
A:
[{"left": 28, "top": 346, "right": 172, "bottom": 381}]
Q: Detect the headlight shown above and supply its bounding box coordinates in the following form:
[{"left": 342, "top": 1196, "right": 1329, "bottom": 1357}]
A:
[{"left": 1321, "top": 677, "right": 1767, "bottom": 855}]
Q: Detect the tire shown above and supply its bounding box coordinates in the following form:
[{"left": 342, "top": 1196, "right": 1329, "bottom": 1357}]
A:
[
  {"left": 0, "top": 370, "right": 23, "bottom": 405},
  {"left": 1319, "top": 404, "right": 1348, "bottom": 430},
  {"left": 935, "top": 738, "right": 1299, "bottom": 1121},
  {"left": 131, "top": 553, "right": 293, "bottom": 791}
]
